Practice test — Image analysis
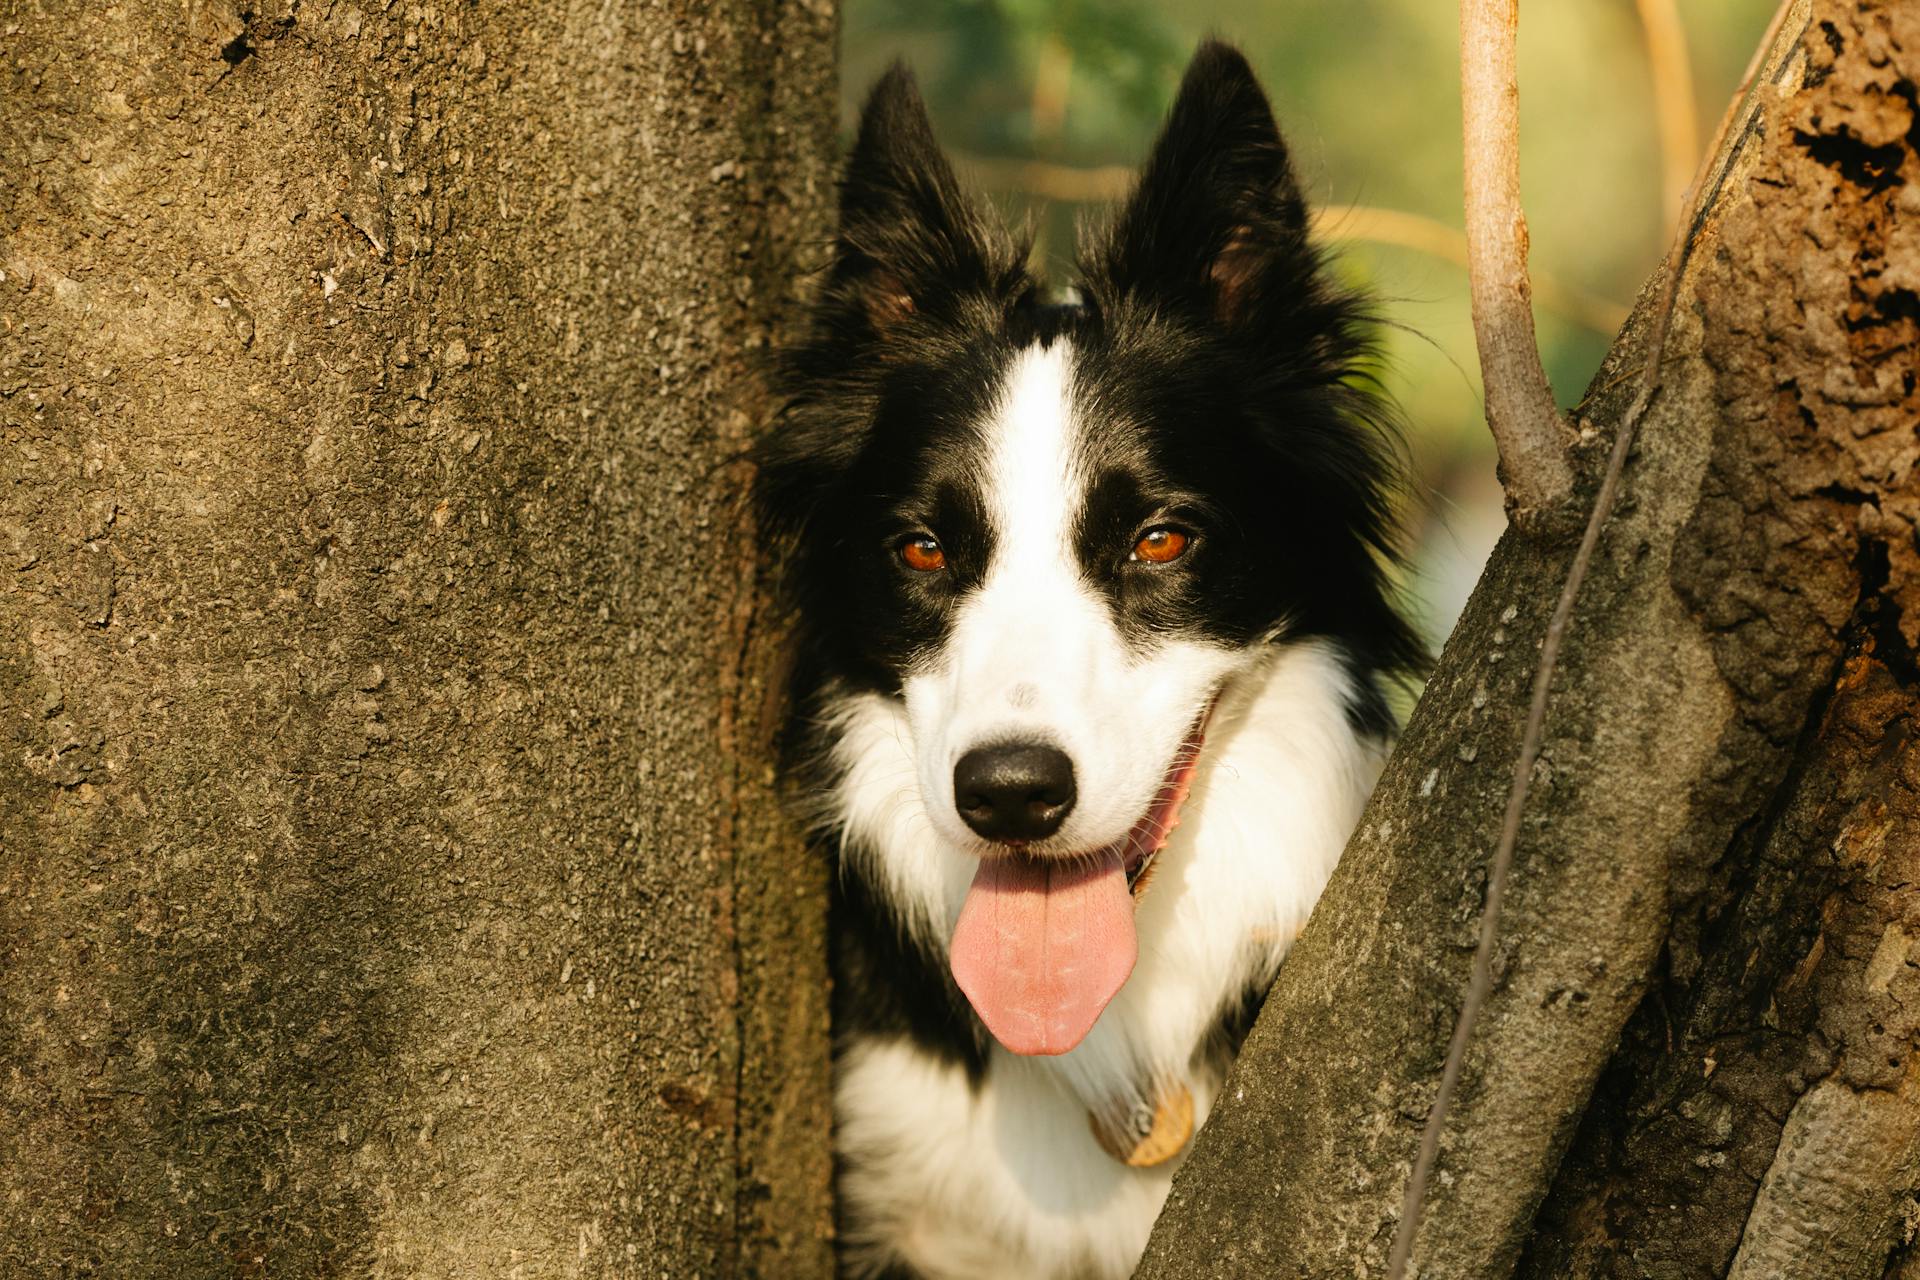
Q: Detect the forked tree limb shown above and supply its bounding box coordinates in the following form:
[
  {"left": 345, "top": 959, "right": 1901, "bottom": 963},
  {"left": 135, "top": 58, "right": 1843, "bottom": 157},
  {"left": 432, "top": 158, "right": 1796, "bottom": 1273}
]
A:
[
  {"left": 1137, "top": 3, "right": 1835, "bottom": 1275},
  {"left": 1459, "top": 0, "right": 1574, "bottom": 530},
  {"left": 1384, "top": 4, "right": 1804, "bottom": 1274}
]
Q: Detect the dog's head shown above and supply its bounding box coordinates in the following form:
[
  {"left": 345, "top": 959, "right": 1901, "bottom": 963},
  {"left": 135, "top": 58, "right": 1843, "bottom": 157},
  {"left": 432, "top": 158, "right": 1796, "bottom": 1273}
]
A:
[{"left": 760, "top": 42, "right": 1419, "bottom": 1055}]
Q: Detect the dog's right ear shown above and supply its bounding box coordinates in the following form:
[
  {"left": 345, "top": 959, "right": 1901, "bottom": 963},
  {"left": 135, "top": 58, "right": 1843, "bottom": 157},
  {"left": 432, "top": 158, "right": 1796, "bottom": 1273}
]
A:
[
  {"left": 759, "top": 68, "right": 1020, "bottom": 547},
  {"left": 829, "top": 65, "right": 1015, "bottom": 338}
]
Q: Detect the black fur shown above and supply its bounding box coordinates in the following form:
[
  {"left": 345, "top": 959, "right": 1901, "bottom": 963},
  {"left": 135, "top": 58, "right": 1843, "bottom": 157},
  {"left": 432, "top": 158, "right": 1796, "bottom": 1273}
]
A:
[
  {"left": 1072, "top": 42, "right": 1424, "bottom": 682},
  {"left": 761, "top": 45, "right": 1420, "bottom": 723},
  {"left": 754, "top": 45, "right": 1426, "bottom": 1269},
  {"left": 829, "top": 820, "right": 990, "bottom": 1080}
]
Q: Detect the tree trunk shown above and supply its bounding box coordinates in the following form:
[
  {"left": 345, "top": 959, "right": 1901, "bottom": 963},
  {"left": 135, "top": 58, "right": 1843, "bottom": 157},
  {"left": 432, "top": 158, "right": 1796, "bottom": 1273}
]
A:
[
  {"left": 1139, "top": 2, "right": 1920, "bottom": 1276},
  {"left": 0, "top": 2, "right": 836, "bottom": 1276}
]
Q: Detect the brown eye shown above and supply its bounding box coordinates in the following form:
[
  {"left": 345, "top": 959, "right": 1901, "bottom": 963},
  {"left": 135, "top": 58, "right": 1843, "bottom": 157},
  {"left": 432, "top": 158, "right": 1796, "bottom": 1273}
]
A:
[
  {"left": 1131, "top": 528, "right": 1190, "bottom": 564},
  {"left": 900, "top": 535, "right": 946, "bottom": 572}
]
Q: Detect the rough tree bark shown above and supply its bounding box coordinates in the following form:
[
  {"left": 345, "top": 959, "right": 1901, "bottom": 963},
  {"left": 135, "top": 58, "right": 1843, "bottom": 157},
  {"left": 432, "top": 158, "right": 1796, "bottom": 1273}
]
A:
[
  {"left": 1141, "top": 2, "right": 1920, "bottom": 1277},
  {"left": 1, "top": 2, "right": 835, "bottom": 1276}
]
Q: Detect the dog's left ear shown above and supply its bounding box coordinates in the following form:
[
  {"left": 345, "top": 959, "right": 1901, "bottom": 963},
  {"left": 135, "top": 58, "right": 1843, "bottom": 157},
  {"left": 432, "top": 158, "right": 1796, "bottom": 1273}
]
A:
[{"left": 1093, "top": 41, "right": 1309, "bottom": 328}]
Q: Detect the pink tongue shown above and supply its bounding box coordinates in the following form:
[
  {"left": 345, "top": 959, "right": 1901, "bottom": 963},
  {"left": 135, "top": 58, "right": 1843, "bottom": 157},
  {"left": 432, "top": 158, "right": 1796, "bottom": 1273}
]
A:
[{"left": 949, "top": 850, "right": 1137, "bottom": 1056}]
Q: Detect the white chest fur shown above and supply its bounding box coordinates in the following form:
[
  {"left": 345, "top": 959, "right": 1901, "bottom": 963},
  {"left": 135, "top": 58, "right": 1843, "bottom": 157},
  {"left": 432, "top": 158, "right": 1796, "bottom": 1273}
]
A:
[
  {"left": 837, "top": 1037, "right": 1192, "bottom": 1280},
  {"left": 827, "top": 642, "right": 1386, "bottom": 1279}
]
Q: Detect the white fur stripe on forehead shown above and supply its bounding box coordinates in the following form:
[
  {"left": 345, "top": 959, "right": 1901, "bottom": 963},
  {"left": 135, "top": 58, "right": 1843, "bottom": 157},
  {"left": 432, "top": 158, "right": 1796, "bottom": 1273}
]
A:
[{"left": 983, "top": 342, "right": 1082, "bottom": 570}]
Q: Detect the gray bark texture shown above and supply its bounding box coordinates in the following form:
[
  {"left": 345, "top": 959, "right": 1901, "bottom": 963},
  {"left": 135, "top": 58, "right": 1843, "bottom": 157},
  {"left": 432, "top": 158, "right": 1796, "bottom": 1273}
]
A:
[
  {"left": 1, "top": 1, "right": 837, "bottom": 1276},
  {"left": 1140, "top": 2, "right": 1920, "bottom": 1277}
]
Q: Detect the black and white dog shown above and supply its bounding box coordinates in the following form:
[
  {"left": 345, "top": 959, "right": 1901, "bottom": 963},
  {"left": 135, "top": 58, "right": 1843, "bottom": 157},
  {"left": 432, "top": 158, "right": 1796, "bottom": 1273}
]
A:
[{"left": 758, "top": 41, "right": 1424, "bottom": 1280}]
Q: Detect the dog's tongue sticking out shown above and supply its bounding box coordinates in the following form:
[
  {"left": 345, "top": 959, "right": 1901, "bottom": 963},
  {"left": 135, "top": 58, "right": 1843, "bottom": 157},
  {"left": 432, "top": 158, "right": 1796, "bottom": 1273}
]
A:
[
  {"left": 948, "top": 851, "right": 1136, "bottom": 1057},
  {"left": 950, "top": 715, "right": 1209, "bottom": 1056}
]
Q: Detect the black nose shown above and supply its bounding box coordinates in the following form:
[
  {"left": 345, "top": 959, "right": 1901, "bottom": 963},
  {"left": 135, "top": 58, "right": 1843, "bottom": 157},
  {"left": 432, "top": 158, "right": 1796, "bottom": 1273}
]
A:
[{"left": 953, "top": 743, "right": 1077, "bottom": 842}]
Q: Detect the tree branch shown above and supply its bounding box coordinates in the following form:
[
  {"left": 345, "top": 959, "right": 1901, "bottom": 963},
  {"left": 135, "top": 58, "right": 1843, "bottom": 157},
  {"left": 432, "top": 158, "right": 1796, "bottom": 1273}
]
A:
[
  {"left": 1135, "top": 6, "right": 1818, "bottom": 1276},
  {"left": 1384, "top": 298, "right": 1634, "bottom": 1280},
  {"left": 1459, "top": 0, "right": 1573, "bottom": 530},
  {"left": 1385, "top": 3, "right": 1801, "bottom": 1273}
]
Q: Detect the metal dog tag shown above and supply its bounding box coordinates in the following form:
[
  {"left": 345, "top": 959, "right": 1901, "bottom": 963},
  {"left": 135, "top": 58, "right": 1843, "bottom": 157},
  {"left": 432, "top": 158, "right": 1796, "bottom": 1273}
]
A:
[{"left": 1089, "top": 1082, "right": 1194, "bottom": 1167}]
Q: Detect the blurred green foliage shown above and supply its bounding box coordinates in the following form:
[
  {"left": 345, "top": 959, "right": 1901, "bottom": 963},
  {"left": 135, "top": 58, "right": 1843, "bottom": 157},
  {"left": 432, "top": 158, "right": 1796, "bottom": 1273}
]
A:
[
  {"left": 841, "top": 0, "right": 1778, "bottom": 642},
  {"left": 857, "top": 0, "right": 1179, "bottom": 154}
]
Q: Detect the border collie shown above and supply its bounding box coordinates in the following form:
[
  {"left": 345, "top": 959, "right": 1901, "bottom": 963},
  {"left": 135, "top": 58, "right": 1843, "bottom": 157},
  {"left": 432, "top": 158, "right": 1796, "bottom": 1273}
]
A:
[{"left": 757, "top": 41, "right": 1423, "bottom": 1280}]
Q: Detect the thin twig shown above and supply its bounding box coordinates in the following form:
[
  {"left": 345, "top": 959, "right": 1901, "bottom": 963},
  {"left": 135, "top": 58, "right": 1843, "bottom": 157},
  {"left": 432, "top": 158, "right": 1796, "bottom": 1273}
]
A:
[
  {"left": 1635, "top": 0, "right": 1702, "bottom": 227},
  {"left": 1460, "top": 0, "right": 1572, "bottom": 530},
  {"left": 1384, "top": 3, "right": 1803, "bottom": 1276},
  {"left": 1314, "top": 205, "right": 1630, "bottom": 335},
  {"left": 954, "top": 150, "right": 1632, "bottom": 333}
]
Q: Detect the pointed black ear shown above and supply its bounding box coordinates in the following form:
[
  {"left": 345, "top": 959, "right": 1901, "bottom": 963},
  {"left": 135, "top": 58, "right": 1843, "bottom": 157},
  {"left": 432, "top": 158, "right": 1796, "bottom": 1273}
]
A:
[
  {"left": 1093, "top": 42, "right": 1310, "bottom": 327},
  {"left": 832, "top": 65, "right": 1020, "bottom": 336}
]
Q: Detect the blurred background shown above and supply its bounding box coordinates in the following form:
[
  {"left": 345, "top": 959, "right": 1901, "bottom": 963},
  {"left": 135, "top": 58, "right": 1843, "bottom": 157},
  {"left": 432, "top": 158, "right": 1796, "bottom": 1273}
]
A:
[{"left": 841, "top": 0, "right": 1777, "bottom": 652}]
